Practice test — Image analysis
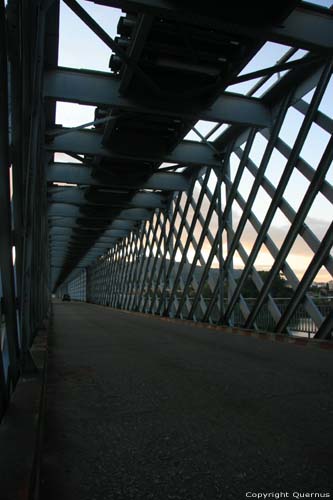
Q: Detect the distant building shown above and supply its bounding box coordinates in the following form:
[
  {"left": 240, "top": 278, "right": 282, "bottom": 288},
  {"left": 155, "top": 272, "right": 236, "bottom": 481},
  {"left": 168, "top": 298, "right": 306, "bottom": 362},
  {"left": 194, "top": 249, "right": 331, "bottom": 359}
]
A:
[{"left": 313, "top": 282, "right": 327, "bottom": 288}]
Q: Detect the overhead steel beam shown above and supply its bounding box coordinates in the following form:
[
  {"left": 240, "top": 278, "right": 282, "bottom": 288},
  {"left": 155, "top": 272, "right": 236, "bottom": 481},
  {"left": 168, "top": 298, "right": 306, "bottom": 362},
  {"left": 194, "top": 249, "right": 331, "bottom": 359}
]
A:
[
  {"left": 230, "top": 55, "right": 323, "bottom": 85},
  {"left": 48, "top": 187, "right": 168, "bottom": 208},
  {"left": 63, "top": 0, "right": 161, "bottom": 95},
  {"left": 47, "top": 162, "right": 189, "bottom": 191},
  {"left": 49, "top": 241, "right": 127, "bottom": 249},
  {"left": 50, "top": 265, "right": 87, "bottom": 269},
  {"left": 119, "top": 13, "right": 153, "bottom": 93},
  {"left": 107, "top": 220, "right": 136, "bottom": 230},
  {"left": 49, "top": 233, "right": 126, "bottom": 243},
  {"left": 81, "top": 248, "right": 111, "bottom": 257},
  {"left": 50, "top": 224, "right": 134, "bottom": 235},
  {"left": 45, "top": 130, "right": 224, "bottom": 168},
  {"left": 215, "top": 59, "right": 326, "bottom": 153},
  {"left": 85, "top": 1, "right": 333, "bottom": 52},
  {"left": 49, "top": 220, "right": 122, "bottom": 230},
  {"left": 50, "top": 242, "right": 117, "bottom": 250},
  {"left": 50, "top": 241, "right": 119, "bottom": 248},
  {"left": 269, "top": 6, "right": 333, "bottom": 53},
  {"left": 50, "top": 245, "right": 115, "bottom": 254},
  {"left": 50, "top": 239, "right": 117, "bottom": 246},
  {"left": 49, "top": 220, "right": 135, "bottom": 230},
  {"left": 50, "top": 228, "right": 128, "bottom": 238},
  {"left": 44, "top": 68, "right": 271, "bottom": 127},
  {"left": 81, "top": 252, "right": 106, "bottom": 258},
  {"left": 48, "top": 204, "right": 152, "bottom": 220},
  {"left": 50, "top": 227, "right": 74, "bottom": 235},
  {"left": 50, "top": 245, "right": 114, "bottom": 255}
]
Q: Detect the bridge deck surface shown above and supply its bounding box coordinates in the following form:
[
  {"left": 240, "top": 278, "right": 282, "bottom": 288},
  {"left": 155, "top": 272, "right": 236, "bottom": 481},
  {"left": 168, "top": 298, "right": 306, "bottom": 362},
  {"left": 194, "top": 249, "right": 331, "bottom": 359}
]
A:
[{"left": 40, "top": 302, "right": 333, "bottom": 499}]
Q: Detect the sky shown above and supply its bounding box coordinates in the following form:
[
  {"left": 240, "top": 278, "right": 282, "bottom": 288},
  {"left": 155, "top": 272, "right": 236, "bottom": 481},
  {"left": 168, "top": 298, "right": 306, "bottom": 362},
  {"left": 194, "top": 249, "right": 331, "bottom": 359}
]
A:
[{"left": 55, "top": 0, "right": 333, "bottom": 282}]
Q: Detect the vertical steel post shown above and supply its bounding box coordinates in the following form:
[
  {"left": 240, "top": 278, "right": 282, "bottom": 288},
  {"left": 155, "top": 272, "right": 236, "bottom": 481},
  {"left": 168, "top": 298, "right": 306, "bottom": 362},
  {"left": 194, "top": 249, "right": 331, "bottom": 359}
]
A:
[
  {"left": 224, "top": 155, "right": 234, "bottom": 324},
  {"left": 217, "top": 164, "right": 224, "bottom": 322},
  {"left": 0, "top": 0, "right": 20, "bottom": 384},
  {"left": 20, "top": 2, "right": 46, "bottom": 353},
  {"left": 163, "top": 209, "right": 168, "bottom": 314}
]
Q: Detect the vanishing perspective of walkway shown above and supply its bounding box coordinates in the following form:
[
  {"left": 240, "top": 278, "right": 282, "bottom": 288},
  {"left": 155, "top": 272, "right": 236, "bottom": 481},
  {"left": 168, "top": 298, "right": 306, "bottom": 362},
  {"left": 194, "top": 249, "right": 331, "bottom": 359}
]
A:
[
  {"left": 40, "top": 302, "right": 333, "bottom": 500},
  {"left": 1, "top": 1, "right": 333, "bottom": 498}
]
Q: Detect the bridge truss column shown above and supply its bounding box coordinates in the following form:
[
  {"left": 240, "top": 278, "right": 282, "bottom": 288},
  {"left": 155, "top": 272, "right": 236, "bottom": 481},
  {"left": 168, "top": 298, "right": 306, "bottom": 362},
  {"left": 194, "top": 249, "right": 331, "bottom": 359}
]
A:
[
  {"left": 0, "top": 0, "right": 57, "bottom": 417},
  {"left": 0, "top": 0, "right": 20, "bottom": 414}
]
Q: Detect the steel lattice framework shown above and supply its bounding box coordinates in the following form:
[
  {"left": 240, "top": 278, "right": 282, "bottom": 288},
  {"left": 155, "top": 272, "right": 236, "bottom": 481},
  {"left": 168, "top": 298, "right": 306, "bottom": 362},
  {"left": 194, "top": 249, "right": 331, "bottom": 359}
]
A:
[{"left": 1, "top": 0, "right": 333, "bottom": 417}]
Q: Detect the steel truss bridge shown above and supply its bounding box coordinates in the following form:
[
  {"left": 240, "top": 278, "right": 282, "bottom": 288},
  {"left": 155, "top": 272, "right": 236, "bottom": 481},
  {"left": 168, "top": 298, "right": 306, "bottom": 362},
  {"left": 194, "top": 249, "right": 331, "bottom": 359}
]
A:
[{"left": 1, "top": 0, "right": 333, "bottom": 420}]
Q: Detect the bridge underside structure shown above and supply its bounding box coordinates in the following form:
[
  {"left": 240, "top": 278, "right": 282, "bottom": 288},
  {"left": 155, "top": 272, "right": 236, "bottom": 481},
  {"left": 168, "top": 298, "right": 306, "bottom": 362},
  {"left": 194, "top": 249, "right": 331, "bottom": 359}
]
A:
[{"left": 1, "top": 0, "right": 333, "bottom": 417}]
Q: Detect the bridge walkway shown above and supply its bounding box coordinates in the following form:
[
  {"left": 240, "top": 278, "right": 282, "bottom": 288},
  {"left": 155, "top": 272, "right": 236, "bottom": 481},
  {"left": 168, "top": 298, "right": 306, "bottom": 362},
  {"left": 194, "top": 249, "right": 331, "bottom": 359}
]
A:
[{"left": 40, "top": 302, "right": 333, "bottom": 499}]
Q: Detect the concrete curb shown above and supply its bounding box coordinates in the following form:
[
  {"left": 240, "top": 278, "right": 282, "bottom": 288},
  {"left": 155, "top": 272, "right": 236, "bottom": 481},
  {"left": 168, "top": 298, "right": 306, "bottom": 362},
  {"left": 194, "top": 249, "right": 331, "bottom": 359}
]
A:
[{"left": 0, "top": 318, "right": 49, "bottom": 500}]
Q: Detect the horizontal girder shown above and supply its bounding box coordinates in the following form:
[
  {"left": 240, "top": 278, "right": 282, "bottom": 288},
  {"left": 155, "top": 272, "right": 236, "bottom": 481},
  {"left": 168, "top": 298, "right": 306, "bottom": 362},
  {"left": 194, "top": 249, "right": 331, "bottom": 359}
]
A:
[
  {"left": 44, "top": 68, "right": 272, "bottom": 128},
  {"left": 50, "top": 229, "right": 128, "bottom": 239},
  {"left": 45, "top": 130, "right": 224, "bottom": 167},
  {"left": 49, "top": 219, "right": 136, "bottom": 230},
  {"left": 47, "top": 163, "right": 190, "bottom": 190},
  {"left": 85, "top": 1, "right": 333, "bottom": 52},
  {"left": 48, "top": 186, "right": 168, "bottom": 208},
  {"left": 48, "top": 204, "right": 152, "bottom": 220}
]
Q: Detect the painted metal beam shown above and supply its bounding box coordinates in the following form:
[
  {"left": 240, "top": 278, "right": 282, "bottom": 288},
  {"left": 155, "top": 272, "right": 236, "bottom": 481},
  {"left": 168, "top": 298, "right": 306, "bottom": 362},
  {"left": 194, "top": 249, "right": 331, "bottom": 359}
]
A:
[
  {"left": 47, "top": 162, "right": 189, "bottom": 191},
  {"left": 44, "top": 68, "right": 271, "bottom": 127},
  {"left": 85, "top": 1, "right": 333, "bottom": 52},
  {"left": 50, "top": 227, "right": 73, "bottom": 235},
  {"left": 50, "top": 241, "right": 120, "bottom": 249},
  {"left": 45, "top": 130, "right": 224, "bottom": 168},
  {"left": 50, "top": 224, "right": 134, "bottom": 235},
  {"left": 49, "top": 239, "right": 112, "bottom": 254},
  {"left": 50, "top": 265, "right": 87, "bottom": 269},
  {"left": 119, "top": 13, "right": 153, "bottom": 93},
  {"left": 48, "top": 187, "right": 168, "bottom": 208},
  {"left": 48, "top": 204, "right": 152, "bottom": 220},
  {"left": 275, "top": 221, "right": 333, "bottom": 338},
  {"left": 49, "top": 220, "right": 135, "bottom": 231},
  {"left": 214, "top": 60, "right": 326, "bottom": 152},
  {"left": 50, "top": 228, "right": 128, "bottom": 238},
  {"left": 50, "top": 236, "right": 118, "bottom": 244},
  {"left": 269, "top": 6, "right": 333, "bottom": 53},
  {"left": 246, "top": 132, "right": 333, "bottom": 330},
  {"left": 0, "top": 1, "right": 19, "bottom": 382},
  {"left": 315, "top": 311, "right": 333, "bottom": 340},
  {"left": 50, "top": 245, "right": 115, "bottom": 254},
  {"left": 63, "top": 0, "right": 161, "bottom": 95}
]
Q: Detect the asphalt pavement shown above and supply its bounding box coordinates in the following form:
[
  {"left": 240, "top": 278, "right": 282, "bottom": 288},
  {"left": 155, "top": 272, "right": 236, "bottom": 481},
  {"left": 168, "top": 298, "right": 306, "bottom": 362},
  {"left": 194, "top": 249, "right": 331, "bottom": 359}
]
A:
[{"left": 40, "top": 301, "right": 333, "bottom": 500}]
